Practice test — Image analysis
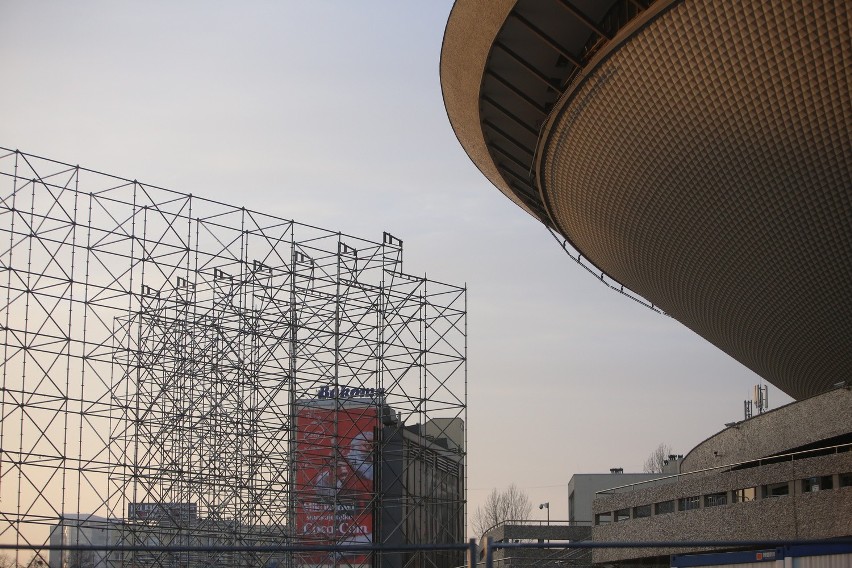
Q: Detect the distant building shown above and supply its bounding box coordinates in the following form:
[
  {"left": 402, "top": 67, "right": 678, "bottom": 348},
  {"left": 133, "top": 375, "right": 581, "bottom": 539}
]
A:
[
  {"left": 295, "top": 398, "right": 465, "bottom": 568},
  {"left": 380, "top": 417, "right": 466, "bottom": 568},
  {"left": 471, "top": 469, "right": 675, "bottom": 568},
  {"left": 50, "top": 403, "right": 465, "bottom": 568},
  {"left": 49, "top": 514, "right": 288, "bottom": 568},
  {"left": 567, "top": 468, "right": 677, "bottom": 526}
]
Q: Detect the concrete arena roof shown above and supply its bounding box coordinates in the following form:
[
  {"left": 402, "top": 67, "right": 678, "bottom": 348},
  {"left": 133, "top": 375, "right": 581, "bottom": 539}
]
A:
[
  {"left": 440, "top": 0, "right": 528, "bottom": 216},
  {"left": 441, "top": 0, "right": 852, "bottom": 400}
]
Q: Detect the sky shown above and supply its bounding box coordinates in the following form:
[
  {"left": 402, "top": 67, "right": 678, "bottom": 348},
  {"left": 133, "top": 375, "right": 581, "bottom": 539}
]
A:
[{"left": 0, "top": 1, "right": 791, "bottom": 532}]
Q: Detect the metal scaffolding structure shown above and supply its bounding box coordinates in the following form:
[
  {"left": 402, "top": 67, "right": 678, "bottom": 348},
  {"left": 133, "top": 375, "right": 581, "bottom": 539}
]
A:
[{"left": 0, "top": 148, "right": 467, "bottom": 568}]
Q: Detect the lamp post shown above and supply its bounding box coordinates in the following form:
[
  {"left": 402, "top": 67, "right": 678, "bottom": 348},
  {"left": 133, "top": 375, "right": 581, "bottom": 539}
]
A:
[{"left": 539, "top": 502, "right": 550, "bottom": 525}]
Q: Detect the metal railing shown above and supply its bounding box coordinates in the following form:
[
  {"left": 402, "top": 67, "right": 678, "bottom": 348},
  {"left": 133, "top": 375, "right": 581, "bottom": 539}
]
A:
[
  {"left": 595, "top": 442, "right": 852, "bottom": 495},
  {"left": 4, "top": 537, "right": 851, "bottom": 568},
  {"left": 474, "top": 538, "right": 852, "bottom": 568},
  {"left": 480, "top": 519, "right": 592, "bottom": 534}
]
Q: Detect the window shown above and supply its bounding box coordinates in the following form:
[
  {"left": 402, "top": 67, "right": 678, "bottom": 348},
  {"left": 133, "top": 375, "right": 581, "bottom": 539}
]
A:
[
  {"left": 632, "top": 504, "right": 652, "bottom": 519},
  {"left": 678, "top": 496, "right": 700, "bottom": 511},
  {"left": 802, "top": 475, "right": 833, "bottom": 492},
  {"left": 614, "top": 508, "right": 630, "bottom": 522},
  {"left": 594, "top": 512, "right": 612, "bottom": 525},
  {"left": 732, "top": 487, "right": 756, "bottom": 503},
  {"left": 655, "top": 500, "right": 675, "bottom": 515},
  {"left": 704, "top": 492, "right": 727, "bottom": 507},
  {"left": 840, "top": 472, "right": 852, "bottom": 488},
  {"left": 762, "top": 482, "right": 789, "bottom": 498}
]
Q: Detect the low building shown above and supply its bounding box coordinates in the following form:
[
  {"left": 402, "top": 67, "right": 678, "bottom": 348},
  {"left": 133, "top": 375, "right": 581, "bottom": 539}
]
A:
[
  {"left": 479, "top": 521, "right": 592, "bottom": 568},
  {"left": 50, "top": 404, "right": 464, "bottom": 568},
  {"left": 568, "top": 469, "right": 677, "bottom": 526},
  {"left": 590, "top": 387, "right": 852, "bottom": 566}
]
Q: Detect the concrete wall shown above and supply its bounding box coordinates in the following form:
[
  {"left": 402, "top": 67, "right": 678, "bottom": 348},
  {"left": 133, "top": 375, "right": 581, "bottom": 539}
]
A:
[
  {"left": 439, "top": 0, "right": 529, "bottom": 216},
  {"left": 590, "top": 452, "right": 852, "bottom": 563},
  {"left": 682, "top": 388, "right": 852, "bottom": 472}
]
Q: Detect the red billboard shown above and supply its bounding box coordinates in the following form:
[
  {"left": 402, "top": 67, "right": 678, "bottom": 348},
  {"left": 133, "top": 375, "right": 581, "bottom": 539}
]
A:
[{"left": 295, "top": 402, "right": 377, "bottom": 567}]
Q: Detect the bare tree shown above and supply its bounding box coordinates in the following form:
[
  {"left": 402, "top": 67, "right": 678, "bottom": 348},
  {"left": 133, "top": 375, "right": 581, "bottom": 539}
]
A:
[
  {"left": 471, "top": 483, "right": 533, "bottom": 537},
  {"left": 0, "top": 553, "right": 18, "bottom": 568},
  {"left": 22, "top": 554, "right": 47, "bottom": 568},
  {"left": 643, "top": 442, "right": 673, "bottom": 473}
]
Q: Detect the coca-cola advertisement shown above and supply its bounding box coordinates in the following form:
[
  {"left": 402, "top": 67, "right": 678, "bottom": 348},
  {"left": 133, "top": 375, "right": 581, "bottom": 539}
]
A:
[{"left": 295, "top": 401, "right": 377, "bottom": 568}]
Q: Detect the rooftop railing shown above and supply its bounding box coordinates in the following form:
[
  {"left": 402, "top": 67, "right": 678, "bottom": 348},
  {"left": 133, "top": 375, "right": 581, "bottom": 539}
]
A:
[{"left": 596, "top": 442, "right": 852, "bottom": 496}]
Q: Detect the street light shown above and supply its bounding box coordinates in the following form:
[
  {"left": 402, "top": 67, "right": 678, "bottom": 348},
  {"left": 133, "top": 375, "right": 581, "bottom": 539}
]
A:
[{"left": 539, "top": 502, "right": 550, "bottom": 525}]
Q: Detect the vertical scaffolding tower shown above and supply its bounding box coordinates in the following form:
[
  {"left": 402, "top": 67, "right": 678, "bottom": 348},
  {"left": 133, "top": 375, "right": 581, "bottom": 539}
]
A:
[{"left": 0, "top": 149, "right": 466, "bottom": 568}]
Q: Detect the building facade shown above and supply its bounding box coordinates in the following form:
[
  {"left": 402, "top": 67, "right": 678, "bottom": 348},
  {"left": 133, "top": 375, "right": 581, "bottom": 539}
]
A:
[
  {"left": 441, "top": 1, "right": 851, "bottom": 564},
  {"left": 590, "top": 388, "right": 852, "bottom": 565}
]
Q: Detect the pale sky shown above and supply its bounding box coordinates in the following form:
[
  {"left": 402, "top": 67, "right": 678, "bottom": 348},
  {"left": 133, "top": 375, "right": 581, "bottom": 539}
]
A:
[{"left": 0, "top": 1, "right": 791, "bottom": 532}]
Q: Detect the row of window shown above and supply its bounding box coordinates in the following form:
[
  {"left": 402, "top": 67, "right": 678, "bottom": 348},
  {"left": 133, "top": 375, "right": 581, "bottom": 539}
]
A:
[{"left": 595, "top": 472, "right": 852, "bottom": 525}]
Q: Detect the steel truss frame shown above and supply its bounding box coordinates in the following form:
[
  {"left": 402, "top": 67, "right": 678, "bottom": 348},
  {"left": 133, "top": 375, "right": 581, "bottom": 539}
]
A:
[{"left": 0, "top": 149, "right": 467, "bottom": 568}]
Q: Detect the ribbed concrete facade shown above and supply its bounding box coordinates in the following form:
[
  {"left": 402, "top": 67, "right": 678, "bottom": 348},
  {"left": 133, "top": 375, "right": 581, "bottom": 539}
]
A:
[
  {"left": 589, "top": 389, "right": 852, "bottom": 563},
  {"left": 592, "top": 454, "right": 852, "bottom": 563},
  {"left": 681, "top": 388, "right": 852, "bottom": 472},
  {"left": 537, "top": 0, "right": 851, "bottom": 401}
]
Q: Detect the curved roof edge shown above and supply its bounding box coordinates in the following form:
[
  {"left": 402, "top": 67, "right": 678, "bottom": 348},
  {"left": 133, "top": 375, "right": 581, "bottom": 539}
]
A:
[
  {"left": 439, "top": 0, "right": 539, "bottom": 219},
  {"left": 681, "top": 387, "right": 852, "bottom": 473}
]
